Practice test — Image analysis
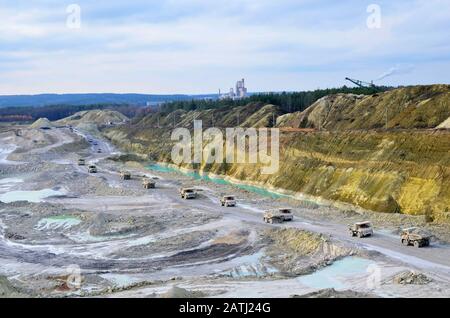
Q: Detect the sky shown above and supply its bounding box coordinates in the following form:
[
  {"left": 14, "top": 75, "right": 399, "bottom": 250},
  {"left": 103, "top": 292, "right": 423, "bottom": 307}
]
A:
[{"left": 0, "top": 0, "right": 449, "bottom": 95}]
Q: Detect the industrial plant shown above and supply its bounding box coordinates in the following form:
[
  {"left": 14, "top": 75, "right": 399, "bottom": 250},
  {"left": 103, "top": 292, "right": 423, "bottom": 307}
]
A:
[{"left": 219, "top": 78, "right": 248, "bottom": 100}]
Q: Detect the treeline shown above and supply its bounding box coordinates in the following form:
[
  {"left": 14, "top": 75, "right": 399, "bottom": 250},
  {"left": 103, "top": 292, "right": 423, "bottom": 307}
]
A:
[
  {"left": 0, "top": 103, "right": 144, "bottom": 122},
  {"left": 162, "top": 86, "right": 392, "bottom": 114}
]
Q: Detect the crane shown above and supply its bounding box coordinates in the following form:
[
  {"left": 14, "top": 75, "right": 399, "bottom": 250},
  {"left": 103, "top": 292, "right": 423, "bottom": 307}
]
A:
[{"left": 345, "top": 77, "right": 376, "bottom": 88}]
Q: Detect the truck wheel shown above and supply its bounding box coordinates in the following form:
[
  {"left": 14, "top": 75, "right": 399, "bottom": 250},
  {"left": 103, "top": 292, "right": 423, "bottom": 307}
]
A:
[
  {"left": 269, "top": 219, "right": 273, "bottom": 224},
  {"left": 414, "top": 241, "right": 420, "bottom": 248},
  {"left": 402, "top": 239, "right": 409, "bottom": 246},
  {"left": 357, "top": 232, "right": 363, "bottom": 238},
  {"left": 349, "top": 231, "right": 354, "bottom": 237}
]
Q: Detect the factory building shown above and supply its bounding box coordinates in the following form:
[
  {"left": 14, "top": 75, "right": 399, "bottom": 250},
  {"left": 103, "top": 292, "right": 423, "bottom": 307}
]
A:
[{"left": 219, "top": 78, "right": 248, "bottom": 100}]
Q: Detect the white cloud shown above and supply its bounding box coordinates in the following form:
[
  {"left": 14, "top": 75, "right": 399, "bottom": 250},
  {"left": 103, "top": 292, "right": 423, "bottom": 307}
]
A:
[{"left": 0, "top": 0, "right": 449, "bottom": 94}]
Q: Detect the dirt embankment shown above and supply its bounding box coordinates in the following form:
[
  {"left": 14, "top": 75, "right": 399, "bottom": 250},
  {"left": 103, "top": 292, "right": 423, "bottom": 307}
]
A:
[
  {"left": 265, "top": 228, "right": 353, "bottom": 275},
  {"left": 103, "top": 85, "right": 450, "bottom": 219},
  {"left": 278, "top": 84, "right": 450, "bottom": 130}
]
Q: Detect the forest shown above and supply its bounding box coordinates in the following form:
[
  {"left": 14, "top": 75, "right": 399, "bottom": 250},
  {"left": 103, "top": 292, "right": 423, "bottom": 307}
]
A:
[
  {"left": 0, "top": 104, "right": 143, "bottom": 122},
  {"left": 161, "top": 86, "right": 391, "bottom": 114}
]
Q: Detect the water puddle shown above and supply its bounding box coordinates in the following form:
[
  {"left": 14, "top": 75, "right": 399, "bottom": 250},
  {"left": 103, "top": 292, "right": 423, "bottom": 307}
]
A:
[
  {"left": 297, "top": 257, "right": 374, "bottom": 290},
  {"left": 0, "top": 189, "right": 65, "bottom": 203},
  {"left": 36, "top": 216, "right": 82, "bottom": 231}
]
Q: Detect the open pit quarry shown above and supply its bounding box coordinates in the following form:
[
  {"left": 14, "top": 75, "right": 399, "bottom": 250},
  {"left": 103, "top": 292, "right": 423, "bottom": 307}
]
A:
[{"left": 1, "top": 87, "right": 450, "bottom": 298}]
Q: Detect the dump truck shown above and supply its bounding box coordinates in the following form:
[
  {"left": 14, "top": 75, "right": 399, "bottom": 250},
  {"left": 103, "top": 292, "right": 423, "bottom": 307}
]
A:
[
  {"left": 180, "top": 188, "right": 197, "bottom": 199},
  {"left": 401, "top": 227, "right": 431, "bottom": 248},
  {"left": 220, "top": 195, "right": 236, "bottom": 207},
  {"left": 88, "top": 165, "right": 97, "bottom": 173},
  {"left": 77, "top": 158, "right": 86, "bottom": 166},
  {"left": 349, "top": 221, "right": 373, "bottom": 238},
  {"left": 263, "top": 208, "right": 294, "bottom": 224},
  {"left": 120, "top": 171, "right": 131, "bottom": 180},
  {"left": 142, "top": 178, "right": 156, "bottom": 189}
]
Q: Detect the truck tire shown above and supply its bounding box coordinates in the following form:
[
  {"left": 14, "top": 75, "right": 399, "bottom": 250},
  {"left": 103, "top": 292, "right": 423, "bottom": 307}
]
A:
[
  {"left": 357, "top": 232, "right": 363, "bottom": 238},
  {"left": 414, "top": 241, "right": 420, "bottom": 248},
  {"left": 349, "top": 231, "right": 354, "bottom": 237},
  {"left": 402, "top": 239, "right": 409, "bottom": 246},
  {"left": 269, "top": 218, "right": 273, "bottom": 224}
]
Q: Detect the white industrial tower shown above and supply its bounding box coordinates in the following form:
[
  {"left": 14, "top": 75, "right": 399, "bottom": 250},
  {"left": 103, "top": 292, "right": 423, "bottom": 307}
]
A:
[{"left": 219, "top": 78, "right": 248, "bottom": 100}]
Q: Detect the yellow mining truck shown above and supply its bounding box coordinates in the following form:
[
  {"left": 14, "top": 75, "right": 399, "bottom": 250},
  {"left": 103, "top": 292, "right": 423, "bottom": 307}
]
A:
[
  {"left": 142, "top": 178, "right": 156, "bottom": 189},
  {"left": 263, "top": 208, "right": 294, "bottom": 224},
  {"left": 120, "top": 171, "right": 131, "bottom": 180},
  {"left": 180, "top": 188, "right": 197, "bottom": 199},
  {"left": 220, "top": 195, "right": 237, "bottom": 207},
  {"left": 349, "top": 221, "right": 374, "bottom": 238},
  {"left": 401, "top": 227, "right": 431, "bottom": 248}
]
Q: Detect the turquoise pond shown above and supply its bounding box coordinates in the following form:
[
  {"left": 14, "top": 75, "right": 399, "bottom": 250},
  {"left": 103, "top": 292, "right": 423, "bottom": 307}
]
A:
[
  {"left": 147, "top": 164, "right": 289, "bottom": 199},
  {"left": 297, "top": 257, "right": 375, "bottom": 290},
  {"left": 0, "top": 189, "right": 64, "bottom": 203}
]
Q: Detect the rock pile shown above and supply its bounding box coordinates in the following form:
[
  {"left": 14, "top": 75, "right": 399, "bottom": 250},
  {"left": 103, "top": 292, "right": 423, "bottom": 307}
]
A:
[{"left": 393, "top": 271, "right": 432, "bottom": 285}]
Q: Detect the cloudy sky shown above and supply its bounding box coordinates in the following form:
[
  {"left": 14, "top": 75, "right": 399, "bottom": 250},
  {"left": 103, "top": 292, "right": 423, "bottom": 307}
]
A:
[{"left": 0, "top": 0, "right": 449, "bottom": 94}]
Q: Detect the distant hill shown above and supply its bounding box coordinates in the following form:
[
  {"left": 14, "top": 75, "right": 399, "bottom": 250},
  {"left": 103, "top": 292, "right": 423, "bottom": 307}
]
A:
[
  {"left": 55, "top": 109, "right": 129, "bottom": 127},
  {"left": 277, "top": 85, "right": 450, "bottom": 130},
  {"left": 0, "top": 93, "right": 218, "bottom": 108}
]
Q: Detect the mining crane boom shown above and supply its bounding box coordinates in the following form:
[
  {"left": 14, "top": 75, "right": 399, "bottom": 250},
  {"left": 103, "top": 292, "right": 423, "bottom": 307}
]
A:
[{"left": 345, "top": 77, "right": 377, "bottom": 88}]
